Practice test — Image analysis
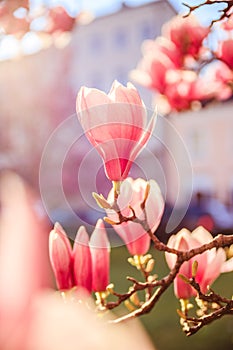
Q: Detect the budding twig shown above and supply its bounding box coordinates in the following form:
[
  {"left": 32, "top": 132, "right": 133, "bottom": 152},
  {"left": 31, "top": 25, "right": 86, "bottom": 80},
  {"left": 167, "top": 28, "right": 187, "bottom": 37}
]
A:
[{"left": 104, "top": 182, "right": 233, "bottom": 333}]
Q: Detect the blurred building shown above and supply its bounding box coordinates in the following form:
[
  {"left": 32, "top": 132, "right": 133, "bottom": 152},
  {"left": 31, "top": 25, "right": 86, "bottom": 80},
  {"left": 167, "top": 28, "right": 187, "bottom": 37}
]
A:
[
  {"left": 69, "top": 0, "right": 176, "bottom": 105},
  {"left": 164, "top": 100, "right": 233, "bottom": 232},
  {"left": 166, "top": 101, "right": 233, "bottom": 204}
]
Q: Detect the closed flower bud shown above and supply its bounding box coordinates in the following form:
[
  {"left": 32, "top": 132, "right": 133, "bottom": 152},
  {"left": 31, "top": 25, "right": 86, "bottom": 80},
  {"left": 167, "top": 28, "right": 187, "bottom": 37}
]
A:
[
  {"left": 76, "top": 80, "right": 156, "bottom": 181},
  {"left": 90, "top": 219, "right": 110, "bottom": 292},
  {"left": 73, "top": 226, "right": 92, "bottom": 293},
  {"left": 49, "top": 223, "right": 74, "bottom": 290}
]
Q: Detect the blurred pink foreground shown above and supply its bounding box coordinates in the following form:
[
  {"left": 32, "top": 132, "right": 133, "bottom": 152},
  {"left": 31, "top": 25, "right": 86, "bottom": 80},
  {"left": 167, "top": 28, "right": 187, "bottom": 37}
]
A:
[{"left": 0, "top": 173, "right": 155, "bottom": 350}]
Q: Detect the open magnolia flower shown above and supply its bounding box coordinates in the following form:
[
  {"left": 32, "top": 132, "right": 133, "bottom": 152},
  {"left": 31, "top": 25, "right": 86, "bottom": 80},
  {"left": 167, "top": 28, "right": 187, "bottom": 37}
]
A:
[
  {"left": 105, "top": 178, "right": 164, "bottom": 255},
  {"left": 165, "top": 226, "right": 233, "bottom": 299},
  {"left": 76, "top": 80, "right": 156, "bottom": 181},
  {"left": 162, "top": 15, "right": 210, "bottom": 58}
]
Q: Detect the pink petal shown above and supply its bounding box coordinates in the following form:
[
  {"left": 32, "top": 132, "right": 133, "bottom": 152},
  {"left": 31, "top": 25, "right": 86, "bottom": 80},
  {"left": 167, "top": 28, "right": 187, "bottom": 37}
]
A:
[
  {"left": 146, "top": 179, "right": 164, "bottom": 232},
  {"left": 113, "top": 221, "right": 150, "bottom": 256},
  {"left": 49, "top": 223, "right": 74, "bottom": 290},
  {"left": 174, "top": 261, "right": 195, "bottom": 299},
  {"left": 77, "top": 86, "right": 110, "bottom": 111},
  {"left": 129, "top": 111, "right": 156, "bottom": 166},
  {"left": 200, "top": 248, "right": 226, "bottom": 293},
  {"left": 192, "top": 226, "right": 213, "bottom": 245},
  {"left": 124, "top": 230, "right": 151, "bottom": 256},
  {"left": 165, "top": 234, "right": 177, "bottom": 269},
  {"left": 191, "top": 226, "right": 217, "bottom": 267},
  {"left": 89, "top": 219, "right": 110, "bottom": 292},
  {"left": 73, "top": 226, "right": 92, "bottom": 293}
]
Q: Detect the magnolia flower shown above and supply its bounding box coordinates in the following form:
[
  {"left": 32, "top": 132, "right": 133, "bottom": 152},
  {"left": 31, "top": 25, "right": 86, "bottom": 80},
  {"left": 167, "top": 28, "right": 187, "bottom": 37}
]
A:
[
  {"left": 89, "top": 219, "right": 110, "bottom": 292},
  {"left": 106, "top": 178, "right": 164, "bottom": 256},
  {"left": 76, "top": 80, "right": 156, "bottom": 181},
  {"left": 162, "top": 69, "right": 210, "bottom": 112},
  {"left": 165, "top": 226, "right": 232, "bottom": 299},
  {"left": 162, "top": 15, "right": 209, "bottom": 57},
  {"left": 217, "top": 40, "right": 233, "bottom": 70},
  {"left": 205, "top": 62, "right": 233, "bottom": 101},
  {"left": 130, "top": 17, "right": 211, "bottom": 113},
  {"left": 130, "top": 37, "right": 181, "bottom": 93}
]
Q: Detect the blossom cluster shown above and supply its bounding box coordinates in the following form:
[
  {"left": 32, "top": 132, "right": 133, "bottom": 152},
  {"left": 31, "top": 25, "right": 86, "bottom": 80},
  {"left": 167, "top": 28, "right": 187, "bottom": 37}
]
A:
[
  {"left": 47, "top": 12, "right": 233, "bottom": 338},
  {"left": 49, "top": 80, "right": 233, "bottom": 307},
  {"left": 131, "top": 15, "right": 233, "bottom": 113}
]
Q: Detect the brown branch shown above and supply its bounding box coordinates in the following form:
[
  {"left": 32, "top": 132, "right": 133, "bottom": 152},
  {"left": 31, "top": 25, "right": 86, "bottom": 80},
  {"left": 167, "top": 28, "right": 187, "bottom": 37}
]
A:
[
  {"left": 184, "top": 304, "right": 233, "bottom": 336},
  {"left": 174, "top": 272, "right": 233, "bottom": 335},
  {"left": 104, "top": 189, "right": 233, "bottom": 331},
  {"left": 110, "top": 257, "right": 184, "bottom": 323},
  {"left": 183, "top": 0, "right": 233, "bottom": 26},
  {"left": 109, "top": 225, "right": 233, "bottom": 323}
]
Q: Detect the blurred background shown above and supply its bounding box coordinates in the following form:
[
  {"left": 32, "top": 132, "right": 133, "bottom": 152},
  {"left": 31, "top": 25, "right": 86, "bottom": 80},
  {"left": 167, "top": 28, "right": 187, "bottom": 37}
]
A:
[
  {"left": 1, "top": 0, "right": 233, "bottom": 237},
  {"left": 1, "top": 1, "right": 233, "bottom": 348}
]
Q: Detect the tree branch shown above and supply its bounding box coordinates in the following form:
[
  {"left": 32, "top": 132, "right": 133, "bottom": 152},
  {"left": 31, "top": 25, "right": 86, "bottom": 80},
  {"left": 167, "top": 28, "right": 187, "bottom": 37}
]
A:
[{"left": 183, "top": 0, "right": 233, "bottom": 26}]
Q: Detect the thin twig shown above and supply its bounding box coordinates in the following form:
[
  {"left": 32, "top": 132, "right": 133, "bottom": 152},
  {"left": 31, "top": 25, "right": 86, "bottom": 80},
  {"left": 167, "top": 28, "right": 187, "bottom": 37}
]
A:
[
  {"left": 183, "top": 0, "right": 233, "bottom": 26},
  {"left": 104, "top": 186, "right": 233, "bottom": 331}
]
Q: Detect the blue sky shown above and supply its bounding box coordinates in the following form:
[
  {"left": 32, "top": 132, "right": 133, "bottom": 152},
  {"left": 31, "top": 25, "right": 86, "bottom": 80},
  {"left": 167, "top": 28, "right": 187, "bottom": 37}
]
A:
[
  {"left": 73, "top": 0, "right": 226, "bottom": 26},
  {"left": 34, "top": 0, "right": 226, "bottom": 26},
  {"left": 77, "top": 0, "right": 183, "bottom": 16}
]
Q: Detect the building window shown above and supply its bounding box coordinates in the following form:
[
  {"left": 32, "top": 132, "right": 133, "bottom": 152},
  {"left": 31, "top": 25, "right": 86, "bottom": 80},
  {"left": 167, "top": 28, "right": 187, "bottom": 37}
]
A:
[
  {"left": 114, "top": 29, "right": 128, "bottom": 49},
  {"left": 188, "top": 129, "right": 208, "bottom": 161},
  {"left": 141, "top": 22, "right": 152, "bottom": 40},
  {"left": 89, "top": 34, "right": 103, "bottom": 54}
]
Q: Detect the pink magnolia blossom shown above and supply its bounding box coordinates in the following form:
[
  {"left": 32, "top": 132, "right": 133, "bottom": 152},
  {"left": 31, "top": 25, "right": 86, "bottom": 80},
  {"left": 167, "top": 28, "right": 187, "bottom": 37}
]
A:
[
  {"left": 76, "top": 80, "right": 156, "bottom": 181},
  {"left": 205, "top": 62, "right": 233, "bottom": 101},
  {"left": 46, "top": 6, "right": 76, "bottom": 34},
  {"left": 222, "top": 14, "right": 233, "bottom": 30},
  {"left": 49, "top": 223, "right": 93, "bottom": 293},
  {"left": 162, "top": 15, "right": 210, "bottom": 58},
  {"left": 165, "top": 226, "right": 232, "bottom": 299},
  {"left": 130, "top": 37, "right": 181, "bottom": 93},
  {"left": 130, "top": 22, "right": 211, "bottom": 113},
  {"left": 162, "top": 69, "right": 211, "bottom": 112},
  {"left": 89, "top": 219, "right": 110, "bottom": 292},
  {"left": 217, "top": 40, "right": 233, "bottom": 70},
  {"left": 106, "top": 178, "right": 164, "bottom": 256}
]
